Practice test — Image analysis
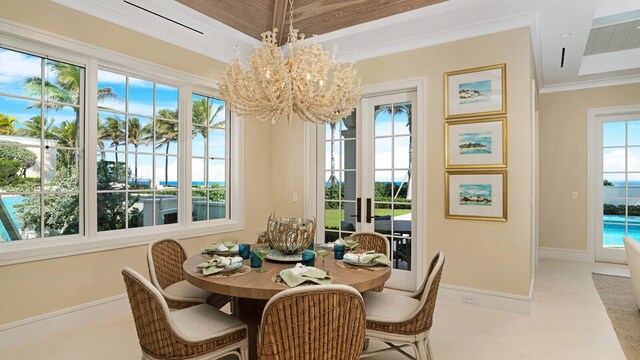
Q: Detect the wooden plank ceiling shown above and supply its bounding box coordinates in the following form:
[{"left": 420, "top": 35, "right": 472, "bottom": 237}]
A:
[{"left": 176, "top": 0, "right": 446, "bottom": 45}]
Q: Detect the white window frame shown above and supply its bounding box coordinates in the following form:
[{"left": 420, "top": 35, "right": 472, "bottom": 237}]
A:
[
  {"left": 0, "top": 20, "right": 244, "bottom": 265},
  {"left": 588, "top": 104, "right": 640, "bottom": 264},
  {"left": 304, "top": 77, "right": 427, "bottom": 292}
]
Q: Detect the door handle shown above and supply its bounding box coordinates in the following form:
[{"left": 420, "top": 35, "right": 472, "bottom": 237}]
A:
[
  {"left": 348, "top": 197, "right": 362, "bottom": 223},
  {"left": 366, "top": 198, "right": 376, "bottom": 223}
]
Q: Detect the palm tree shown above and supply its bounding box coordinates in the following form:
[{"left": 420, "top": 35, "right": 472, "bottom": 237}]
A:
[
  {"left": 382, "top": 104, "right": 412, "bottom": 199},
  {"left": 156, "top": 109, "right": 179, "bottom": 186},
  {"left": 327, "top": 122, "right": 339, "bottom": 186},
  {"left": 24, "top": 62, "right": 120, "bottom": 153},
  {"left": 0, "top": 113, "right": 17, "bottom": 135},
  {"left": 24, "top": 62, "right": 119, "bottom": 108},
  {"left": 192, "top": 97, "right": 225, "bottom": 145},
  {"left": 53, "top": 120, "right": 77, "bottom": 171},
  {"left": 127, "top": 117, "right": 151, "bottom": 188},
  {"left": 98, "top": 115, "right": 125, "bottom": 176},
  {"left": 17, "top": 115, "right": 55, "bottom": 139}
]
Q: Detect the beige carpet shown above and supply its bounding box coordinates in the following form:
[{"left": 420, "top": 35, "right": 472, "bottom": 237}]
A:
[{"left": 593, "top": 273, "right": 640, "bottom": 360}]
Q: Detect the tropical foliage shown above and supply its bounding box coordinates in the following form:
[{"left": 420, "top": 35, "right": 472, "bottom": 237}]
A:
[
  {"left": 604, "top": 204, "right": 640, "bottom": 217},
  {"left": 0, "top": 142, "right": 37, "bottom": 178},
  {"left": 1, "top": 56, "right": 228, "bottom": 240}
]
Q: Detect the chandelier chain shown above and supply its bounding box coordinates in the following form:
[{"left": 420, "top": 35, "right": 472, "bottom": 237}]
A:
[{"left": 288, "top": 0, "right": 295, "bottom": 42}]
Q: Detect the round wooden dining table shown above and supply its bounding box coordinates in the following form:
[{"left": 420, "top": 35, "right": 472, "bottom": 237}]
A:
[{"left": 183, "top": 249, "right": 391, "bottom": 360}]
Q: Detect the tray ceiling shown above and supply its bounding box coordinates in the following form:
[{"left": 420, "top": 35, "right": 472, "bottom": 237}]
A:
[
  {"left": 50, "top": 0, "right": 640, "bottom": 92},
  {"left": 175, "top": 0, "right": 446, "bottom": 44}
]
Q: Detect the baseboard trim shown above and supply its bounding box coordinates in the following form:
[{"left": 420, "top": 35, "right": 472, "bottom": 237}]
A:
[
  {"left": 438, "top": 283, "right": 533, "bottom": 315},
  {"left": 539, "top": 247, "right": 594, "bottom": 262},
  {"left": 0, "top": 293, "right": 129, "bottom": 350}
]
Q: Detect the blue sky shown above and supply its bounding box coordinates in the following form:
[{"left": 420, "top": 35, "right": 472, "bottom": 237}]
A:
[
  {"left": 459, "top": 79, "right": 491, "bottom": 95},
  {"left": 323, "top": 103, "right": 411, "bottom": 183},
  {"left": 460, "top": 184, "right": 491, "bottom": 199},
  {"left": 603, "top": 121, "right": 640, "bottom": 184},
  {"left": 0, "top": 48, "right": 79, "bottom": 133},
  {"left": 0, "top": 48, "right": 227, "bottom": 185}
]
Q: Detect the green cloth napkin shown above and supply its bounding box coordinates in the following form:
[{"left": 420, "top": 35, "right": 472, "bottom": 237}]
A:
[
  {"left": 343, "top": 251, "right": 392, "bottom": 267},
  {"left": 332, "top": 238, "right": 357, "bottom": 248},
  {"left": 279, "top": 264, "right": 332, "bottom": 287},
  {"left": 197, "top": 255, "right": 243, "bottom": 275},
  {"left": 202, "top": 243, "right": 239, "bottom": 253}
]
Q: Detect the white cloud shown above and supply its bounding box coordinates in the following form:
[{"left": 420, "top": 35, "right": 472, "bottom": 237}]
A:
[
  {"left": 0, "top": 50, "right": 40, "bottom": 83},
  {"left": 604, "top": 148, "right": 640, "bottom": 172},
  {"left": 97, "top": 69, "right": 153, "bottom": 88},
  {"left": 97, "top": 70, "right": 126, "bottom": 84},
  {"left": 208, "top": 162, "right": 225, "bottom": 182},
  {"left": 462, "top": 189, "right": 490, "bottom": 196},
  {"left": 129, "top": 102, "right": 155, "bottom": 117},
  {"left": 97, "top": 98, "right": 124, "bottom": 112},
  {"left": 135, "top": 164, "right": 153, "bottom": 181}
]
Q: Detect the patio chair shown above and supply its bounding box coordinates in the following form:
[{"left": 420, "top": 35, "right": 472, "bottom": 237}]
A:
[
  {"left": 148, "top": 238, "right": 232, "bottom": 310},
  {"left": 121, "top": 267, "right": 248, "bottom": 360},
  {"left": 257, "top": 284, "right": 366, "bottom": 360},
  {"left": 352, "top": 231, "right": 390, "bottom": 292},
  {"left": 360, "top": 251, "right": 445, "bottom": 360}
]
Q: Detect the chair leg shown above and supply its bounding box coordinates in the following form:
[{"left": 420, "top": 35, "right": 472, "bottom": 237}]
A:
[
  {"left": 415, "top": 339, "right": 428, "bottom": 360},
  {"left": 426, "top": 339, "right": 434, "bottom": 360},
  {"left": 230, "top": 297, "right": 237, "bottom": 315},
  {"left": 363, "top": 338, "right": 370, "bottom": 350},
  {"left": 409, "top": 342, "right": 421, "bottom": 360},
  {"left": 239, "top": 343, "right": 248, "bottom": 360}
]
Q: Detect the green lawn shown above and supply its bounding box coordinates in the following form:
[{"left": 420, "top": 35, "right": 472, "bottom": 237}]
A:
[{"left": 324, "top": 208, "right": 411, "bottom": 229}]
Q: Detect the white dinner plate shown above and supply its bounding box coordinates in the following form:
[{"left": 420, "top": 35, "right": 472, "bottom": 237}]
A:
[{"left": 343, "top": 257, "right": 377, "bottom": 267}]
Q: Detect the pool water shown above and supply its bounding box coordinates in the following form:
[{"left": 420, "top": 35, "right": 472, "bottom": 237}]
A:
[
  {"left": 0, "top": 196, "right": 23, "bottom": 241},
  {"left": 603, "top": 215, "right": 640, "bottom": 247}
]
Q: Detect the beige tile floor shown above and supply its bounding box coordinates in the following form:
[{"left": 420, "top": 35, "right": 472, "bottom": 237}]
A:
[{"left": 0, "top": 258, "right": 629, "bottom": 360}]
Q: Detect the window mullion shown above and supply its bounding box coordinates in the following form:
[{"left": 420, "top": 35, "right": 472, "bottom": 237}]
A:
[
  {"left": 181, "top": 86, "right": 193, "bottom": 227},
  {"left": 86, "top": 59, "right": 99, "bottom": 240},
  {"left": 39, "top": 57, "right": 46, "bottom": 238}
]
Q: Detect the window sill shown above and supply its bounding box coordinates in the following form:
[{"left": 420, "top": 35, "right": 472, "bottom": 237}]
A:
[{"left": 0, "top": 220, "right": 244, "bottom": 266}]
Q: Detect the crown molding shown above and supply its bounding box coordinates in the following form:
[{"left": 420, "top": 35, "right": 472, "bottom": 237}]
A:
[
  {"left": 539, "top": 74, "right": 640, "bottom": 94},
  {"left": 315, "top": 10, "right": 544, "bottom": 88},
  {"left": 51, "top": 0, "right": 259, "bottom": 63}
]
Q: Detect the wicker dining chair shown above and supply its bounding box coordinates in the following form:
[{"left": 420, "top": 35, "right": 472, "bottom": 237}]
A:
[
  {"left": 352, "top": 231, "right": 390, "bottom": 292},
  {"left": 257, "top": 284, "right": 367, "bottom": 360},
  {"left": 360, "top": 251, "right": 445, "bottom": 360},
  {"left": 121, "top": 267, "right": 248, "bottom": 360},
  {"left": 148, "top": 238, "right": 232, "bottom": 310}
]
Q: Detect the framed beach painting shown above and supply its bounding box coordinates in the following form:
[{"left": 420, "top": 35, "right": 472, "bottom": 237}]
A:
[
  {"left": 445, "top": 170, "right": 507, "bottom": 221},
  {"left": 444, "top": 63, "right": 506, "bottom": 120},
  {"left": 445, "top": 117, "right": 506, "bottom": 168}
]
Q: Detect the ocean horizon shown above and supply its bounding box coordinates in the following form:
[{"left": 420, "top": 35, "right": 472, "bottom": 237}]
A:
[{"left": 136, "top": 180, "right": 225, "bottom": 186}]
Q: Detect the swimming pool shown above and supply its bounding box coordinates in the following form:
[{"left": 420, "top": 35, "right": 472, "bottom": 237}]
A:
[
  {"left": 0, "top": 196, "right": 24, "bottom": 241},
  {"left": 603, "top": 215, "right": 640, "bottom": 247}
]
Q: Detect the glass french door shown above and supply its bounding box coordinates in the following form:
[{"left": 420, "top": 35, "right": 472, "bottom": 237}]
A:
[
  {"left": 596, "top": 114, "right": 640, "bottom": 263},
  {"left": 316, "top": 91, "right": 419, "bottom": 290}
]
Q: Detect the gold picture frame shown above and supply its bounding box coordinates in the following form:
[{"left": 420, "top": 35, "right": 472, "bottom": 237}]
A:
[
  {"left": 445, "top": 170, "right": 507, "bottom": 221},
  {"left": 445, "top": 117, "right": 507, "bottom": 169},
  {"left": 444, "top": 63, "right": 506, "bottom": 120}
]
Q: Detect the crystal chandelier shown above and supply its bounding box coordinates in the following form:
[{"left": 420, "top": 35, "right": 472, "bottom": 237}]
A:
[{"left": 219, "top": 0, "right": 361, "bottom": 125}]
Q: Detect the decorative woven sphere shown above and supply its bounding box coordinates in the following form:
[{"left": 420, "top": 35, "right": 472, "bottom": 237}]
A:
[{"left": 266, "top": 216, "right": 316, "bottom": 255}]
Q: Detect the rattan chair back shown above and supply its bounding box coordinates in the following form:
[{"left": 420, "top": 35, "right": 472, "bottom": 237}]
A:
[
  {"left": 352, "top": 232, "right": 390, "bottom": 292},
  {"left": 367, "top": 251, "right": 445, "bottom": 335},
  {"left": 258, "top": 285, "right": 366, "bottom": 360},
  {"left": 122, "top": 267, "right": 246, "bottom": 359},
  {"left": 352, "top": 232, "right": 390, "bottom": 257},
  {"left": 148, "top": 238, "right": 187, "bottom": 290}
]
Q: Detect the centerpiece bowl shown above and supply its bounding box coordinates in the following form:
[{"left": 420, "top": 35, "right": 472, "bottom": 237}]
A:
[{"left": 266, "top": 215, "right": 316, "bottom": 255}]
